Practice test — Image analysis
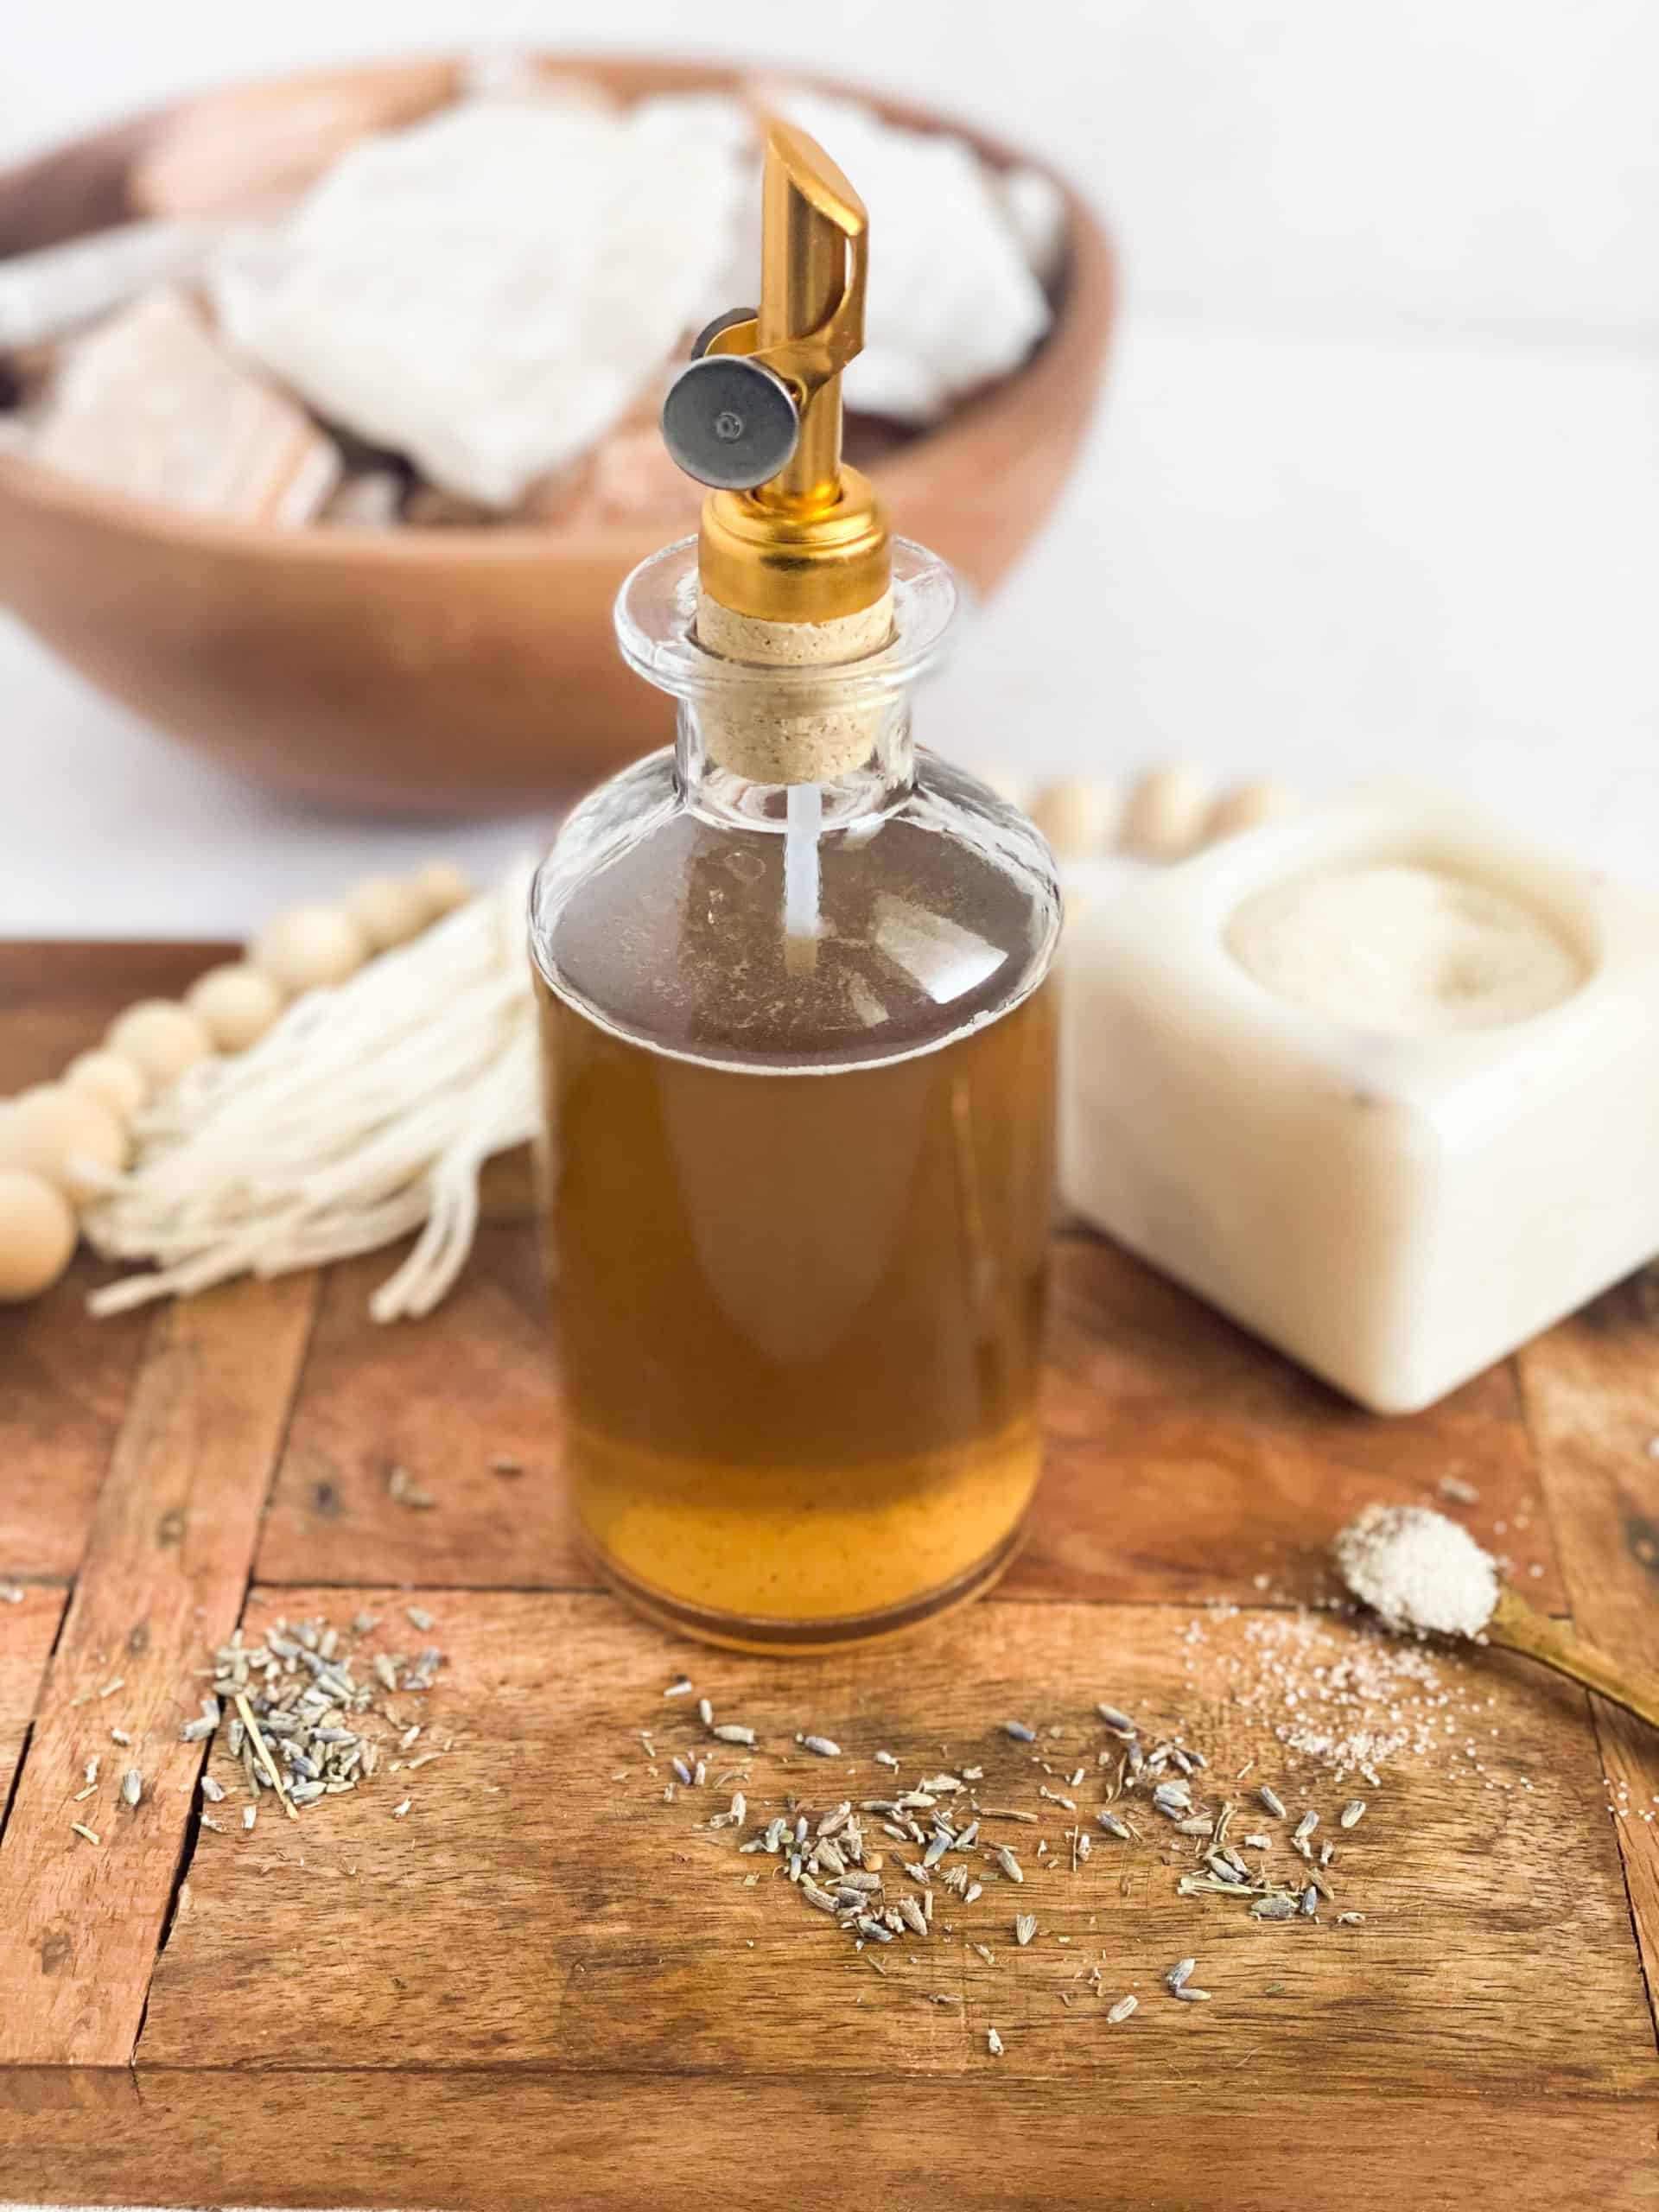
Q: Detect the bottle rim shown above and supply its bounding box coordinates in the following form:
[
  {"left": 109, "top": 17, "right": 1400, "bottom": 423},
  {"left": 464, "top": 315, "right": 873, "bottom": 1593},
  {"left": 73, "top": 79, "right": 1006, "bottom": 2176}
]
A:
[{"left": 613, "top": 536, "right": 959, "bottom": 704}]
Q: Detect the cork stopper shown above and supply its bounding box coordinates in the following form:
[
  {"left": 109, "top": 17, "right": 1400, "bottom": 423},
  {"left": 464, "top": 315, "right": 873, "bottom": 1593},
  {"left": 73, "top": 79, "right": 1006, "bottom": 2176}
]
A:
[{"left": 695, "top": 589, "right": 893, "bottom": 783}]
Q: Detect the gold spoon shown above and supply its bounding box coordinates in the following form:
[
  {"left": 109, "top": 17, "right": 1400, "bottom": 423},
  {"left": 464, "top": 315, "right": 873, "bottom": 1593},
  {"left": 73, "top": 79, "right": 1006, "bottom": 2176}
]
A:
[{"left": 1484, "top": 1584, "right": 1659, "bottom": 1731}]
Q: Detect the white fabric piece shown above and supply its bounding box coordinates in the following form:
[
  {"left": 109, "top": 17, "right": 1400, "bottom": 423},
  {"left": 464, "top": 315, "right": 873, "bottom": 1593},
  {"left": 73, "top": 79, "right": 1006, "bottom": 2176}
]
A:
[
  {"left": 995, "top": 164, "right": 1069, "bottom": 285},
  {"left": 30, "top": 289, "right": 340, "bottom": 523},
  {"left": 212, "top": 93, "right": 750, "bottom": 505},
  {"left": 0, "top": 216, "right": 237, "bottom": 351}
]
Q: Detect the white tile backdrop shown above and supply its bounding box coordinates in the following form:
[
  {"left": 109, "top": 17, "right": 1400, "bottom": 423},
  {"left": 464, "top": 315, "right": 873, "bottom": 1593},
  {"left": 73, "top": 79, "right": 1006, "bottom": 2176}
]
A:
[{"left": 3, "top": 0, "right": 1656, "bottom": 933}]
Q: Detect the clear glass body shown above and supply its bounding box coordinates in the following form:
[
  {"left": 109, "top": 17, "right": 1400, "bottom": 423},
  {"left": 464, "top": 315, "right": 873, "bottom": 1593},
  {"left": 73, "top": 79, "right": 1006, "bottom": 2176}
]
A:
[{"left": 529, "top": 539, "right": 1061, "bottom": 1650}]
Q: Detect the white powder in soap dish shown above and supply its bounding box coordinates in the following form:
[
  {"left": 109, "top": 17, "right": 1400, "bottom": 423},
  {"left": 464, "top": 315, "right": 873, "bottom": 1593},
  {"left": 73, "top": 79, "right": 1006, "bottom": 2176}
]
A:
[
  {"left": 1334, "top": 1503, "right": 1499, "bottom": 1638},
  {"left": 1226, "top": 861, "right": 1585, "bottom": 1036}
]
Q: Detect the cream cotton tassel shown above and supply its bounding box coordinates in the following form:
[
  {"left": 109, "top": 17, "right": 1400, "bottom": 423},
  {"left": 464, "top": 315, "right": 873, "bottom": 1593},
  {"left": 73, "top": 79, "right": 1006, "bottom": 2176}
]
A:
[{"left": 83, "top": 862, "right": 540, "bottom": 1323}]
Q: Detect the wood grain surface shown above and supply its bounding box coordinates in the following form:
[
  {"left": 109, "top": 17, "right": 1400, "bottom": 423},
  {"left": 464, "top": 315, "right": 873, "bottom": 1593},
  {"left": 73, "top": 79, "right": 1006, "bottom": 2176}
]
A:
[
  {"left": 3, "top": 2074, "right": 1649, "bottom": 2212},
  {"left": 253, "top": 1231, "right": 1561, "bottom": 1611},
  {"left": 0, "top": 940, "right": 227, "bottom": 1092},
  {"left": 136, "top": 1591, "right": 1650, "bottom": 2092},
  {"left": 256, "top": 1224, "right": 576, "bottom": 1591},
  {"left": 1520, "top": 1269, "right": 1659, "bottom": 2026},
  {"left": 1020, "top": 1233, "right": 1560, "bottom": 1607},
  {"left": 0, "top": 1585, "right": 67, "bottom": 1816},
  {"left": 0, "top": 1274, "right": 316, "bottom": 2065},
  {"left": 0, "top": 943, "right": 1655, "bottom": 2209},
  {"left": 0, "top": 1255, "right": 156, "bottom": 1582}
]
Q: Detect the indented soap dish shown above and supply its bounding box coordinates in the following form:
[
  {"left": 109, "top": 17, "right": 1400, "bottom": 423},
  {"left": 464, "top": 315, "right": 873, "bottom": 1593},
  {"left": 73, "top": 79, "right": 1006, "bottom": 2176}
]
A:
[{"left": 1059, "top": 787, "right": 1659, "bottom": 1413}]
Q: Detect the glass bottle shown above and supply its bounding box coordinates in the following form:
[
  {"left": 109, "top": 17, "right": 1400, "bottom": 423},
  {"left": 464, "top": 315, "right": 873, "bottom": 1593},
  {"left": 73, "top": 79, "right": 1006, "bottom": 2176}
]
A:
[
  {"left": 530, "top": 541, "right": 1059, "bottom": 1649},
  {"left": 527, "top": 117, "right": 1060, "bottom": 1650}
]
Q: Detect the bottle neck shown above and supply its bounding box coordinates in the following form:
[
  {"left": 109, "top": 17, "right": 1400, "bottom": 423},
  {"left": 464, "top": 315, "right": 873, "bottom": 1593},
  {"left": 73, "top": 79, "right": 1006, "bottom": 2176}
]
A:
[{"left": 674, "top": 695, "right": 916, "bottom": 831}]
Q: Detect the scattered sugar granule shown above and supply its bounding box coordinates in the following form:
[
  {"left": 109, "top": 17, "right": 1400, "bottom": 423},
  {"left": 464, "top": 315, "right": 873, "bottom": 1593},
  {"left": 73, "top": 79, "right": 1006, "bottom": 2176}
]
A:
[
  {"left": 1334, "top": 1504, "right": 1498, "bottom": 1638},
  {"left": 1209, "top": 1590, "right": 1503, "bottom": 1781}
]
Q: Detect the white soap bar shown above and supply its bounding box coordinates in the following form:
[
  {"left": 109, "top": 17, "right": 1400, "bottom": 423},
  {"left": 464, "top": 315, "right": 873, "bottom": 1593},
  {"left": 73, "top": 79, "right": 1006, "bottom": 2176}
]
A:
[
  {"left": 1059, "top": 790, "right": 1659, "bottom": 1414},
  {"left": 31, "top": 289, "right": 340, "bottom": 523},
  {"left": 211, "top": 94, "right": 749, "bottom": 506},
  {"left": 0, "top": 219, "right": 235, "bottom": 351}
]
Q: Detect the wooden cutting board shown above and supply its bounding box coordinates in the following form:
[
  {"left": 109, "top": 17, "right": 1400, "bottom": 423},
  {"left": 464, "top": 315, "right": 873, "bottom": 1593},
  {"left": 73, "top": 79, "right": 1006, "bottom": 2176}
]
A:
[{"left": 1, "top": 942, "right": 1656, "bottom": 2210}]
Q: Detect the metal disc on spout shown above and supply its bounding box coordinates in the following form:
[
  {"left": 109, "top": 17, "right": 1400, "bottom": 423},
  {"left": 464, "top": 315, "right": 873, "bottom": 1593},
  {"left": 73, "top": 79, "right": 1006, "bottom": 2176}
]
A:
[{"left": 661, "top": 355, "right": 800, "bottom": 492}]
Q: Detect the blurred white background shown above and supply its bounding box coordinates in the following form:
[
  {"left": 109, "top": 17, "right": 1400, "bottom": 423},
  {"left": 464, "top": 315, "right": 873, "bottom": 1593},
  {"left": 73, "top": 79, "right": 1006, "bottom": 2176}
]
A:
[{"left": 3, "top": 0, "right": 1656, "bottom": 933}]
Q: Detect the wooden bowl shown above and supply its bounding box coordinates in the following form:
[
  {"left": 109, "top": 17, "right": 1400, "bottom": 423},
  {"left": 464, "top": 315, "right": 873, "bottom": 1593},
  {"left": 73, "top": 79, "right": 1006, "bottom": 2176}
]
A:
[{"left": 0, "top": 56, "right": 1115, "bottom": 813}]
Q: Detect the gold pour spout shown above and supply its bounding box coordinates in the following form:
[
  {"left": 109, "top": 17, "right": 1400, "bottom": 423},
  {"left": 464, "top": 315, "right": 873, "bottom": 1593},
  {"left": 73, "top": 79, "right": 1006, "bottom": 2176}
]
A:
[
  {"left": 669, "top": 119, "right": 892, "bottom": 627},
  {"left": 754, "top": 120, "right": 867, "bottom": 513}
]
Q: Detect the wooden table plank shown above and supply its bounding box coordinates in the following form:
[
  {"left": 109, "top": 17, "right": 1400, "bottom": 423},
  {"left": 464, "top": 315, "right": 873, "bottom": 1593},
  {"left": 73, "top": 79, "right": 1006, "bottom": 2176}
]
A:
[
  {"left": 2, "top": 2071, "right": 1653, "bottom": 2212},
  {"left": 140, "top": 1591, "right": 1653, "bottom": 2104},
  {"left": 1, "top": 938, "right": 1652, "bottom": 2212},
  {"left": 1021, "top": 1235, "right": 1561, "bottom": 1606},
  {"left": 0, "top": 1273, "right": 318, "bottom": 2066},
  {"left": 0, "top": 1584, "right": 69, "bottom": 1818},
  {"left": 0, "top": 943, "right": 229, "bottom": 1586},
  {"left": 0, "top": 940, "right": 232, "bottom": 1093},
  {"left": 1518, "top": 1268, "right": 1659, "bottom": 2020},
  {"left": 0, "top": 1253, "right": 156, "bottom": 1582},
  {"left": 255, "top": 1223, "right": 580, "bottom": 1589},
  {"left": 256, "top": 1229, "right": 1560, "bottom": 1609}
]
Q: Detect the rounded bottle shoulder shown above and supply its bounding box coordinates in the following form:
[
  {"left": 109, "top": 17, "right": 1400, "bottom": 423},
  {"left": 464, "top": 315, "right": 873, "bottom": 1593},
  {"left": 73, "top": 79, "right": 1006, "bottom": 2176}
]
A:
[{"left": 530, "top": 751, "right": 1061, "bottom": 1072}]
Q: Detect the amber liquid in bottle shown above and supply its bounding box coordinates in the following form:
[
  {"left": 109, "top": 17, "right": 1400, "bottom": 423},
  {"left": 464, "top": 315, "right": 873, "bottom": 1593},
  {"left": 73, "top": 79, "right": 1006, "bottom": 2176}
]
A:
[{"left": 535, "top": 775, "right": 1057, "bottom": 1651}]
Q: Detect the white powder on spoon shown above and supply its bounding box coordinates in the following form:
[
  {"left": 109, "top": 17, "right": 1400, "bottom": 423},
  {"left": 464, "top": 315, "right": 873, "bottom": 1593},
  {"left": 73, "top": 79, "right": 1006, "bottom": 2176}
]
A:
[{"left": 1334, "top": 1503, "right": 1500, "bottom": 1638}]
